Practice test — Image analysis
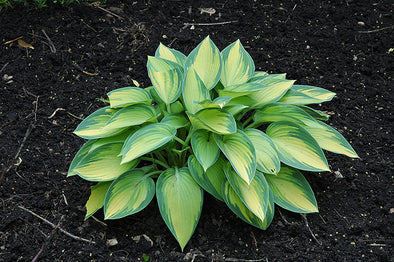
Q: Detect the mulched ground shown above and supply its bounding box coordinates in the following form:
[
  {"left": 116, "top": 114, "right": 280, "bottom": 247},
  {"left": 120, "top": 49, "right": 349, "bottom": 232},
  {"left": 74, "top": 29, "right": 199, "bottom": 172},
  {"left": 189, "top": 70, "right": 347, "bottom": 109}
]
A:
[{"left": 0, "top": 0, "right": 393, "bottom": 261}]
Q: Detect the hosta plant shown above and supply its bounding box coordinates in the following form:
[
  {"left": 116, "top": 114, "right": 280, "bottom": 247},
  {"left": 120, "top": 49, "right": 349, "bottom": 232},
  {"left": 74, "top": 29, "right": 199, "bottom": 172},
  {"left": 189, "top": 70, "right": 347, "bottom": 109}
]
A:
[{"left": 68, "top": 36, "right": 358, "bottom": 250}]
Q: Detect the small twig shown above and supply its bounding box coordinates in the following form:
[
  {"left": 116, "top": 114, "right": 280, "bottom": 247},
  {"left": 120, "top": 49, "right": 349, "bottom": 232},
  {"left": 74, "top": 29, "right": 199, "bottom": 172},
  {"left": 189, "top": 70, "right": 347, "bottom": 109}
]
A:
[
  {"left": 71, "top": 62, "right": 99, "bottom": 76},
  {"left": 41, "top": 29, "right": 56, "bottom": 53},
  {"left": 18, "top": 206, "right": 96, "bottom": 244},
  {"left": 67, "top": 112, "right": 84, "bottom": 120},
  {"left": 368, "top": 243, "right": 386, "bottom": 247},
  {"left": 250, "top": 231, "right": 258, "bottom": 248},
  {"left": 4, "top": 36, "right": 23, "bottom": 45},
  {"left": 0, "top": 122, "right": 35, "bottom": 184},
  {"left": 48, "top": 108, "right": 65, "bottom": 119},
  {"left": 32, "top": 216, "right": 63, "bottom": 262},
  {"left": 358, "top": 25, "right": 394, "bottom": 34},
  {"left": 0, "top": 62, "right": 9, "bottom": 74},
  {"left": 225, "top": 258, "right": 267, "bottom": 262},
  {"left": 33, "top": 96, "right": 39, "bottom": 121},
  {"left": 91, "top": 215, "right": 108, "bottom": 227},
  {"left": 278, "top": 209, "right": 292, "bottom": 225},
  {"left": 182, "top": 20, "right": 238, "bottom": 29},
  {"left": 300, "top": 214, "right": 322, "bottom": 245},
  {"left": 95, "top": 6, "right": 124, "bottom": 20}
]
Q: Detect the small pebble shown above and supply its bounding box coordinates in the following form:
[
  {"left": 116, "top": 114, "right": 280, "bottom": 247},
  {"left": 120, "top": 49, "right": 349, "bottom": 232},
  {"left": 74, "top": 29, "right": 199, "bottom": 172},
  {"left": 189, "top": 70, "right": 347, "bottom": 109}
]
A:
[
  {"left": 106, "top": 238, "right": 118, "bottom": 247},
  {"left": 358, "top": 21, "right": 365, "bottom": 26}
]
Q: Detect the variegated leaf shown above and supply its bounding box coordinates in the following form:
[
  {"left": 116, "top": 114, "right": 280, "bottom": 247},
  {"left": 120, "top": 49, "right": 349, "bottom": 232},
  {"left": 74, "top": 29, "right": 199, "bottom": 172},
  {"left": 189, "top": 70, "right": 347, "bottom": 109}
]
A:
[
  {"left": 182, "top": 65, "right": 210, "bottom": 114},
  {"left": 279, "top": 85, "right": 335, "bottom": 105},
  {"left": 155, "top": 42, "right": 187, "bottom": 66},
  {"left": 221, "top": 39, "right": 255, "bottom": 87},
  {"left": 184, "top": 36, "right": 222, "bottom": 90},
  {"left": 104, "top": 104, "right": 157, "bottom": 130},
  {"left": 73, "top": 107, "right": 127, "bottom": 139},
  {"left": 104, "top": 170, "right": 155, "bottom": 219},
  {"left": 224, "top": 104, "right": 249, "bottom": 116},
  {"left": 161, "top": 113, "right": 189, "bottom": 129},
  {"left": 121, "top": 123, "right": 176, "bottom": 164},
  {"left": 219, "top": 82, "right": 263, "bottom": 98},
  {"left": 85, "top": 181, "right": 112, "bottom": 220},
  {"left": 222, "top": 180, "right": 274, "bottom": 230},
  {"left": 68, "top": 139, "right": 97, "bottom": 177},
  {"left": 189, "top": 108, "right": 237, "bottom": 134},
  {"left": 246, "top": 76, "right": 295, "bottom": 107},
  {"left": 303, "top": 121, "right": 359, "bottom": 158},
  {"left": 244, "top": 128, "right": 281, "bottom": 174},
  {"left": 253, "top": 103, "right": 321, "bottom": 128},
  {"left": 147, "top": 56, "right": 183, "bottom": 104},
  {"left": 188, "top": 155, "right": 226, "bottom": 201},
  {"left": 156, "top": 168, "right": 203, "bottom": 251},
  {"left": 199, "top": 96, "right": 233, "bottom": 109},
  {"left": 299, "top": 105, "right": 329, "bottom": 121},
  {"left": 107, "top": 87, "right": 152, "bottom": 108},
  {"left": 265, "top": 166, "right": 318, "bottom": 213},
  {"left": 266, "top": 121, "right": 330, "bottom": 172},
  {"left": 224, "top": 166, "right": 269, "bottom": 222},
  {"left": 191, "top": 130, "right": 220, "bottom": 171},
  {"left": 214, "top": 130, "right": 256, "bottom": 184},
  {"left": 74, "top": 143, "right": 139, "bottom": 181}
]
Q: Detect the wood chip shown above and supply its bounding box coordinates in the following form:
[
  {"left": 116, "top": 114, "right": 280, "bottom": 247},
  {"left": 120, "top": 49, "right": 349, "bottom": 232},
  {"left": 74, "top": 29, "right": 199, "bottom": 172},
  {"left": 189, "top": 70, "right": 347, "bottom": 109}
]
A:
[{"left": 18, "top": 39, "right": 35, "bottom": 49}]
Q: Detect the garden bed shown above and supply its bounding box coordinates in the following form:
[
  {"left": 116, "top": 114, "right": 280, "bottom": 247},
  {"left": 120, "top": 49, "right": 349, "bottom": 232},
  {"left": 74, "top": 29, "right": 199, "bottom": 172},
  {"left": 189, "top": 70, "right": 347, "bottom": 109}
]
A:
[{"left": 0, "top": 0, "right": 392, "bottom": 261}]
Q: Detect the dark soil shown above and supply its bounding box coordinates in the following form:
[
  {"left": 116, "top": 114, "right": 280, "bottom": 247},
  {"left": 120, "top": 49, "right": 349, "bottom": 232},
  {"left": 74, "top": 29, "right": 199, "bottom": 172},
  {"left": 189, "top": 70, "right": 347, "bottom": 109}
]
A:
[{"left": 0, "top": 0, "right": 393, "bottom": 261}]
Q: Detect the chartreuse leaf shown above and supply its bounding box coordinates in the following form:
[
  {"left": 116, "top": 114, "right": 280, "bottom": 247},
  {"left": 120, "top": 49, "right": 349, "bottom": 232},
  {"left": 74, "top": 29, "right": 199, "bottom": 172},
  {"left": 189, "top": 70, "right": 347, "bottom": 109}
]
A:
[
  {"left": 199, "top": 96, "right": 233, "bottom": 109},
  {"left": 248, "top": 71, "right": 268, "bottom": 82},
  {"left": 246, "top": 78, "right": 295, "bottom": 107},
  {"left": 155, "top": 43, "right": 187, "bottom": 66},
  {"left": 224, "top": 104, "right": 248, "bottom": 116},
  {"left": 85, "top": 181, "right": 112, "bottom": 220},
  {"left": 299, "top": 105, "right": 329, "bottom": 121},
  {"left": 279, "top": 85, "right": 336, "bottom": 105},
  {"left": 156, "top": 168, "right": 203, "bottom": 251},
  {"left": 266, "top": 121, "right": 330, "bottom": 172},
  {"left": 265, "top": 166, "right": 318, "bottom": 213},
  {"left": 104, "top": 170, "right": 155, "bottom": 219},
  {"left": 219, "top": 82, "right": 264, "bottom": 98},
  {"left": 68, "top": 139, "right": 97, "bottom": 177},
  {"left": 69, "top": 132, "right": 131, "bottom": 177},
  {"left": 74, "top": 107, "right": 127, "bottom": 139},
  {"left": 184, "top": 36, "right": 222, "bottom": 90},
  {"left": 161, "top": 113, "right": 189, "bottom": 129},
  {"left": 222, "top": 180, "right": 274, "bottom": 229},
  {"left": 188, "top": 108, "right": 236, "bottom": 135},
  {"left": 214, "top": 130, "right": 256, "bottom": 184},
  {"left": 188, "top": 155, "right": 226, "bottom": 201},
  {"left": 104, "top": 104, "right": 157, "bottom": 130},
  {"left": 221, "top": 39, "right": 255, "bottom": 87},
  {"left": 121, "top": 123, "right": 176, "bottom": 164},
  {"left": 224, "top": 166, "right": 269, "bottom": 222},
  {"left": 147, "top": 56, "right": 183, "bottom": 104},
  {"left": 107, "top": 87, "right": 152, "bottom": 108},
  {"left": 244, "top": 128, "right": 281, "bottom": 175},
  {"left": 303, "top": 121, "right": 359, "bottom": 158},
  {"left": 191, "top": 130, "right": 220, "bottom": 171},
  {"left": 182, "top": 66, "right": 210, "bottom": 114},
  {"left": 170, "top": 101, "right": 185, "bottom": 114},
  {"left": 74, "top": 143, "right": 139, "bottom": 181},
  {"left": 253, "top": 103, "right": 321, "bottom": 128}
]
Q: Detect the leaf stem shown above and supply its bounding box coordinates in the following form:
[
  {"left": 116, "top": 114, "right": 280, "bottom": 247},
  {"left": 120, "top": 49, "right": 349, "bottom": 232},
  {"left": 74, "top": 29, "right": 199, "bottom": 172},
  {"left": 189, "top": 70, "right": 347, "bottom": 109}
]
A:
[
  {"left": 242, "top": 115, "right": 253, "bottom": 128},
  {"left": 173, "top": 136, "right": 186, "bottom": 146},
  {"left": 140, "top": 157, "right": 170, "bottom": 169},
  {"left": 166, "top": 103, "right": 172, "bottom": 114},
  {"left": 246, "top": 121, "right": 260, "bottom": 129},
  {"left": 146, "top": 170, "right": 163, "bottom": 178}
]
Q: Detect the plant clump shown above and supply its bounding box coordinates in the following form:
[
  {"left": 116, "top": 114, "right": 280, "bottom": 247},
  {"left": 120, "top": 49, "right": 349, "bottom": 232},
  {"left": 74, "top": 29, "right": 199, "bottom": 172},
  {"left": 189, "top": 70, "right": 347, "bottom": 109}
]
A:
[{"left": 68, "top": 36, "right": 358, "bottom": 250}]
